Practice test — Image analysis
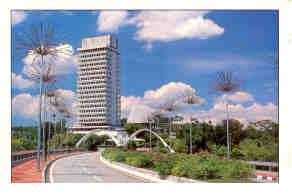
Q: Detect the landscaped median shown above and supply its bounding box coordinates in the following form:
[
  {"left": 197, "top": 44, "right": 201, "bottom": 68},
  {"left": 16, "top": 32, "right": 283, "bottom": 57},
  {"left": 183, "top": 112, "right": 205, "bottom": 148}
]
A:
[{"left": 100, "top": 148, "right": 256, "bottom": 183}]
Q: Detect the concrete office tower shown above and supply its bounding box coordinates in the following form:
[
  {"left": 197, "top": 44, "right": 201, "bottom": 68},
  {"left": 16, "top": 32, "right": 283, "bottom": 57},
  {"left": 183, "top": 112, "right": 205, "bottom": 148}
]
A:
[{"left": 76, "top": 35, "right": 121, "bottom": 131}]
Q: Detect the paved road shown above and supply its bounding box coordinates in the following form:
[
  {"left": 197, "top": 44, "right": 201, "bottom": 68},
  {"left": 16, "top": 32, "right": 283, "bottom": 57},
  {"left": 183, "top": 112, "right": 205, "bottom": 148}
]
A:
[{"left": 50, "top": 152, "right": 147, "bottom": 183}]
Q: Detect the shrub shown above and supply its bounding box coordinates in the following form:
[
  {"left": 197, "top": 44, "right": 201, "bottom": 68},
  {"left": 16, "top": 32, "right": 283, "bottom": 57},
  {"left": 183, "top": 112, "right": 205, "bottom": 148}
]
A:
[
  {"left": 208, "top": 144, "right": 217, "bottom": 154},
  {"left": 154, "top": 158, "right": 173, "bottom": 178},
  {"left": 102, "top": 148, "right": 254, "bottom": 181},
  {"left": 125, "top": 153, "right": 153, "bottom": 168},
  {"left": 171, "top": 158, "right": 195, "bottom": 177},
  {"left": 188, "top": 155, "right": 224, "bottom": 179},
  {"left": 127, "top": 141, "right": 137, "bottom": 150},
  {"left": 159, "top": 147, "right": 169, "bottom": 153},
  {"left": 220, "top": 160, "right": 254, "bottom": 179},
  {"left": 215, "top": 146, "right": 227, "bottom": 156},
  {"left": 171, "top": 154, "right": 253, "bottom": 180},
  {"left": 12, "top": 137, "right": 34, "bottom": 152},
  {"left": 231, "top": 147, "right": 244, "bottom": 159},
  {"left": 238, "top": 139, "right": 277, "bottom": 161},
  {"left": 103, "top": 150, "right": 127, "bottom": 162},
  {"left": 172, "top": 139, "right": 188, "bottom": 153}
]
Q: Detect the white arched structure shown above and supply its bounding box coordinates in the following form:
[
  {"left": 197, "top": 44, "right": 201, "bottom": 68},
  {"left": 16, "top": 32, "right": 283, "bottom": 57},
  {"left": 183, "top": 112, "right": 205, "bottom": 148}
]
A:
[
  {"left": 75, "top": 129, "right": 128, "bottom": 147},
  {"left": 129, "top": 129, "right": 175, "bottom": 153}
]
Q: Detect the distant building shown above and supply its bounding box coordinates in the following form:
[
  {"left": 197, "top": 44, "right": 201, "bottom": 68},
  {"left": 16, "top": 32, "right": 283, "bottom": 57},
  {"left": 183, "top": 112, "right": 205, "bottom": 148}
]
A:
[{"left": 74, "top": 35, "right": 121, "bottom": 131}]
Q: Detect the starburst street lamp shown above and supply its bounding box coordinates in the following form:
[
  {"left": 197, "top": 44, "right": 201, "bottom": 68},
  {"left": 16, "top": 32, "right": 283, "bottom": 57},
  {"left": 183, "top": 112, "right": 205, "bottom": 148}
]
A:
[
  {"left": 16, "top": 23, "right": 72, "bottom": 170},
  {"left": 211, "top": 71, "right": 240, "bottom": 159},
  {"left": 48, "top": 90, "right": 74, "bottom": 153}
]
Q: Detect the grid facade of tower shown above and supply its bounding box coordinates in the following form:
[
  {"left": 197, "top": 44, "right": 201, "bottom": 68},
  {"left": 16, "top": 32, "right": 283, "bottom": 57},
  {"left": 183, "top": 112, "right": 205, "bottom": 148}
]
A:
[{"left": 76, "top": 35, "right": 121, "bottom": 130}]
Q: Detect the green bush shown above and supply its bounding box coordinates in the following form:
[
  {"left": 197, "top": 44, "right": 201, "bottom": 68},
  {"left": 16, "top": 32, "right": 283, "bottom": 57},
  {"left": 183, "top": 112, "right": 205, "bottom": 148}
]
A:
[
  {"left": 238, "top": 139, "right": 277, "bottom": 162},
  {"left": 171, "top": 154, "right": 253, "bottom": 180},
  {"left": 125, "top": 153, "right": 153, "bottom": 168},
  {"left": 127, "top": 141, "right": 137, "bottom": 150},
  {"left": 154, "top": 158, "right": 173, "bottom": 178},
  {"left": 172, "top": 139, "right": 188, "bottom": 153},
  {"left": 12, "top": 137, "right": 35, "bottom": 152},
  {"left": 188, "top": 155, "right": 224, "bottom": 179},
  {"left": 215, "top": 146, "right": 227, "bottom": 156},
  {"left": 102, "top": 149, "right": 255, "bottom": 181},
  {"left": 220, "top": 160, "right": 254, "bottom": 178},
  {"left": 171, "top": 158, "right": 195, "bottom": 177},
  {"left": 208, "top": 144, "right": 217, "bottom": 154},
  {"left": 103, "top": 150, "right": 127, "bottom": 162},
  {"left": 231, "top": 147, "right": 244, "bottom": 159}
]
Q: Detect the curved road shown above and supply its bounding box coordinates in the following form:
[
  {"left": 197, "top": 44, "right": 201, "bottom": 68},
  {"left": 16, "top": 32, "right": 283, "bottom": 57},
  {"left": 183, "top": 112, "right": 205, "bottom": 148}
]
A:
[{"left": 49, "top": 152, "right": 148, "bottom": 183}]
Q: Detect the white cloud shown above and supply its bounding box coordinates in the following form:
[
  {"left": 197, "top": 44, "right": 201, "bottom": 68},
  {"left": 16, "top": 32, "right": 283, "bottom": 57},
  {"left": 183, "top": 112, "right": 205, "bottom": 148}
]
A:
[
  {"left": 144, "top": 82, "right": 200, "bottom": 108},
  {"left": 121, "top": 82, "right": 205, "bottom": 123},
  {"left": 216, "top": 91, "right": 254, "bottom": 104},
  {"left": 96, "top": 11, "right": 224, "bottom": 49},
  {"left": 97, "top": 11, "right": 128, "bottom": 32},
  {"left": 127, "top": 11, "right": 224, "bottom": 48},
  {"left": 228, "top": 91, "right": 254, "bottom": 103},
  {"left": 12, "top": 89, "right": 77, "bottom": 122},
  {"left": 181, "top": 102, "right": 278, "bottom": 125},
  {"left": 12, "top": 93, "right": 39, "bottom": 119},
  {"left": 12, "top": 72, "right": 34, "bottom": 89},
  {"left": 12, "top": 11, "right": 28, "bottom": 26},
  {"left": 121, "top": 84, "right": 277, "bottom": 125}
]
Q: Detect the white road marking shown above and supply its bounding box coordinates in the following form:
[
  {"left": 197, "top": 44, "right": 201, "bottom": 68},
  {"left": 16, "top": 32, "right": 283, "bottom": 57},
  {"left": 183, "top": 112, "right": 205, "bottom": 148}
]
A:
[
  {"left": 82, "top": 167, "right": 88, "bottom": 173},
  {"left": 82, "top": 166, "right": 103, "bottom": 182},
  {"left": 93, "top": 175, "right": 103, "bottom": 182},
  {"left": 49, "top": 160, "right": 56, "bottom": 183}
]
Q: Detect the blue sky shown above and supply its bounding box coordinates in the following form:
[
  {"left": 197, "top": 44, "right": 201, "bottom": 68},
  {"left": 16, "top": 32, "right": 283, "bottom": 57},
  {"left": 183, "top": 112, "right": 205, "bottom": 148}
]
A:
[{"left": 11, "top": 10, "right": 279, "bottom": 126}]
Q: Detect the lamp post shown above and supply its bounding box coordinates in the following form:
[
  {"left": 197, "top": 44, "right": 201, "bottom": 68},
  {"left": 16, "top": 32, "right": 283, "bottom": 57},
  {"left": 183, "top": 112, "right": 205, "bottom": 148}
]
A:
[
  {"left": 168, "top": 117, "right": 173, "bottom": 147},
  {"left": 47, "top": 101, "right": 51, "bottom": 161},
  {"left": 226, "top": 99, "right": 230, "bottom": 159},
  {"left": 173, "top": 115, "right": 183, "bottom": 139},
  {"left": 153, "top": 116, "right": 160, "bottom": 149},
  {"left": 149, "top": 119, "right": 154, "bottom": 151},
  {"left": 189, "top": 117, "right": 196, "bottom": 154},
  {"left": 42, "top": 86, "right": 47, "bottom": 162},
  {"left": 53, "top": 113, "right": 56, "bottom": 159}
]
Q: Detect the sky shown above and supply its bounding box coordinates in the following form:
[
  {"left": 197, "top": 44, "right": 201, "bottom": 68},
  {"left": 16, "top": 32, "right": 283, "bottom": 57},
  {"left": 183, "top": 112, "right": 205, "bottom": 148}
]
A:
[{"left": 11, "top": 10, "right": 279, "bottom": 127}]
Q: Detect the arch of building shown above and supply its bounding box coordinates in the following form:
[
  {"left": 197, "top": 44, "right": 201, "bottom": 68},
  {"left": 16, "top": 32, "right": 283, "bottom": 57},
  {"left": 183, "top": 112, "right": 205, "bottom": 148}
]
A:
[
  {"left": 129, "top": 129, "right": 175, "bottom": 153},
  {"left": 75, "top": 129, "right": 121, "bottom": 148}
]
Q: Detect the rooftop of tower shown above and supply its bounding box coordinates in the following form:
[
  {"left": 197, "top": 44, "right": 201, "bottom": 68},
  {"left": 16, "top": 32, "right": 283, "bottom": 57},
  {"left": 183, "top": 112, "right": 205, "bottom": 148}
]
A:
[{"left": 77, "top": 34, "right": 118, "bottom": 51}]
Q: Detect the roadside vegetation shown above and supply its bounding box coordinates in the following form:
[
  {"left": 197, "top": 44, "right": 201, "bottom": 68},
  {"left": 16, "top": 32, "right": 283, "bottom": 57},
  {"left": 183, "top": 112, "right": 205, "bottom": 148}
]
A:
[
  {"left": 12, "top": 121, "right": 115, "bottom": 152},
  {"left": 102, "top": 148, "right": 254, "bottom": 181},
  {"left": 100, "top": 119, "right": 277, "bottom": 182},
  {"left": 123, "top": 119, "right": 278, "bottom": 162}
]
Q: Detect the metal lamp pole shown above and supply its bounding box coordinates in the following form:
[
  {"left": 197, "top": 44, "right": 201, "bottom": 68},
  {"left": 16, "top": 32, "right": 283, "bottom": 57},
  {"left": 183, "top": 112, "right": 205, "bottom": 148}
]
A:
[
  {"left": 47, "top": 98, "right": 51, "bottom": 161},
  {"left": 189, "top": 117, "right": 195, "bottom": 155},
  {"left": 153, "top": 117, "right": 159, "bottom": 149},
  {"left": 37, "top": 56, "right": 44, "bottom": 170},
  {"left": 226, "top": 99, "right": 230, "bottom": 159},
  {"left": 168, "top": 117, "right": 172, "bottom": 147},
  {"left": 42, "top": 86, "right": 47, "bottom": 162},
  {"left": 189, "top": 121, "right": 192, "bottom": 154},
  {"left": 149, "top": 121, "right": 152, "bottom": 151},
  {"left": 53, "top": 113, "right": 56, "bottom": 159}
]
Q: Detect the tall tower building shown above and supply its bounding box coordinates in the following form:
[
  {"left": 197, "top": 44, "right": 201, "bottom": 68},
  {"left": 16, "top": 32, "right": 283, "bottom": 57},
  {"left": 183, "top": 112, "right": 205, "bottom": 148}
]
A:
[{"left": 76, "top": 35, "right": 121, "bottom": 131}]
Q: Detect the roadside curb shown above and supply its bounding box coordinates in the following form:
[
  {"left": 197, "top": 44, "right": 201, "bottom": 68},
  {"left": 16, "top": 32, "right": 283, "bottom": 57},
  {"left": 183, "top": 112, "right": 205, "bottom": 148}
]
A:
[
  {"left": 42, "top": 151, "right": 90, "bottom": 183},
  {"left": 99, "top": 153, "right": 204, "bottom": 183},
  {"left": 42, "top": 157, "right": 60, "bottom": 183}
]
